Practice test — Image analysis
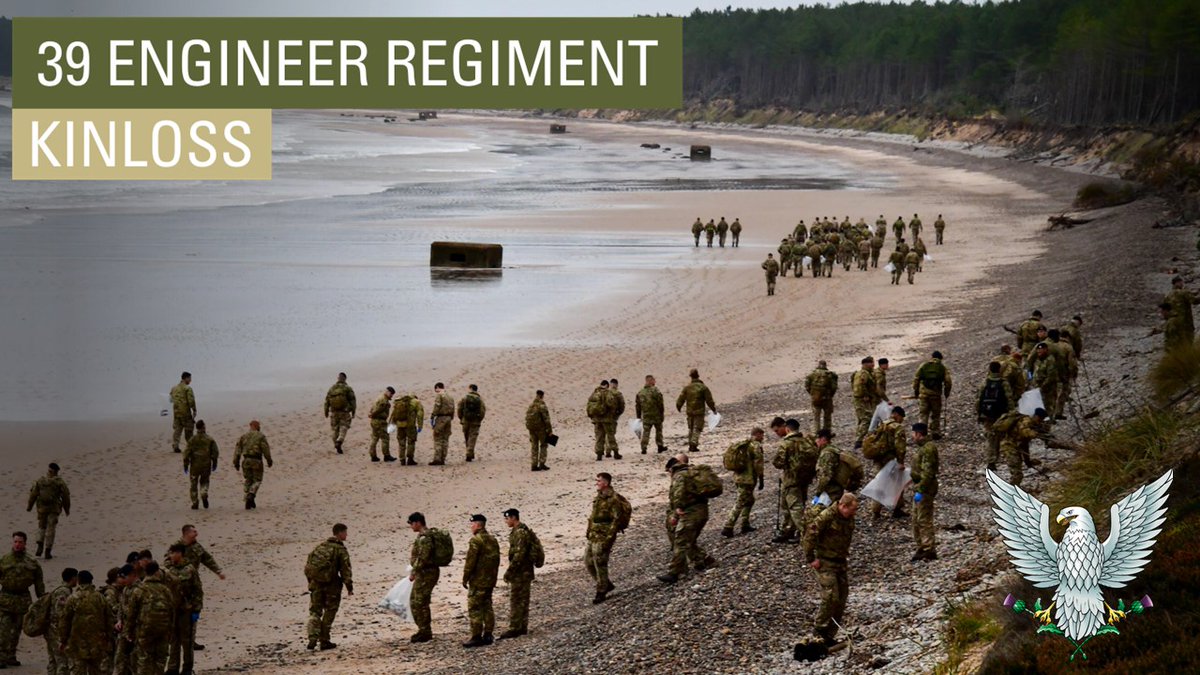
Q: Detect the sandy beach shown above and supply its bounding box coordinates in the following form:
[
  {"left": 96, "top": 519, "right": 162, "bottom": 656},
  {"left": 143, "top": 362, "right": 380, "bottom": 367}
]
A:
[{"left": 0, "top": 112, "right": 1057, "bottom": 673}]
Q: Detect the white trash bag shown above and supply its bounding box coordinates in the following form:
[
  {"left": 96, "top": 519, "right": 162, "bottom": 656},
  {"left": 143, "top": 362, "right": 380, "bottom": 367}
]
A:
[
  {"left": 861, "top": 459, "right": 913, "bottom": 510},
  {"left": 884, "top": 262, "right": 896, "bottom": 273},
  {"left": 868, "top": 401, "right": 893, "bottom": 433},
  {"left": 387, "top": 423, "right": 398, "bottom": 435},
  {"left": 924, "top": 254, "right": 933, "bottom": 262},
  {"left": 813, "top": 492, "right": 832, "bottom": 507},
  {"left": 819, "top": 255, "right": 826, "bottom": 264},
  {"left": 379, "top": 566, "right": 414, "bottom": 623},
  {"left": 802, "top": 256, "right": 812, "bottom": 269},
  {"left": 1018, "top": 388, "right": 1044, "bottom": 416},
  {"left": 706, "top": 412, "right": 722, "bottom": 431},
  {"left": 629, "top": 418, "right": 643, "bottom": 439}
]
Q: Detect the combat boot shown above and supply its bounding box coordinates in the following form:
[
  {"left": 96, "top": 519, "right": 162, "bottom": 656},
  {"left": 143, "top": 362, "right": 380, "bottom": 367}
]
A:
[
  {"left": 191, "top": 503, "right": 199, "bottom": 510},
  {"left": 165, "top": 668, "right": 180, "bottom": 675},
  {"left": 498, "top": 628, "right": 526, "bottom": 639},
  {"left": 35, "top": 541, "right": 43, "bottom": 557},
  {"left": 771, "top": 533, "right": 794, "bottom": 544},
  {"left": 613, "top": 453, "right": 623, "bottom": 460},
  {"left": 463, "top": 635, "right": 487, "bottom": 649},
  {"left": 482, "top": 633, "right": 494, "bottom": 645},
  {"left": 244, "top": 497, "right": 252, "bottom": 510},
  {"left": 531, "top": 465, "right": 539, "bottom": 472},
  {"left": 334, "top": 440, "right": 343, "bottom": 454},
  {"left": 384, "top": 455, "right": 397, "bottom": 462},
  {"left": 43, "top": 548, "right": 52, "bottom": 560},
  {"left": 592, "top": 591, "right": 607, "bottom": 604},
  {"left": 657, "top": 445, "right": 668, "bottom": 453},
  {"left": 539, "top": 464, "right": 549, "bottom": 471},
  {"left": 320, "top": 641, "right": 337, "bottom": 650},
  {"left": 410, "top": 632, "right": 432, "bottom": 643},
  {"left": 688, "top": 444, "right": 697, "bottom": 453},
  {"left": 306, "top": 639, "right": 317, "bottom": 651},
  {"left": 721, "top": 527, "right": 734, "bottom": 538},
  {"left": 656, "top": 572, "right": 679, "bottom": 584},
  {"left": 741, "top": 524, "right": 756, "bottom": 534},
  {"left": 249, "top": 494, "right": 257, "bottom": 509},
  {"left": 202, "top": 496, "right": 209, "bottom": 509},
  {"left": 695, "top": 556, "right": 718, "bottom": 571}
]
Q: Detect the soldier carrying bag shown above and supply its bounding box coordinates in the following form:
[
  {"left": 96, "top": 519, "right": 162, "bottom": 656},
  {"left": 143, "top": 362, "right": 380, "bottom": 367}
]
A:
[
  {"left": 861, "top": 426, "right": 888, "bottom": 460},
  {"left": 690, "top": 465, "right": 724, "bottom": 499},
  {"left": 722, "top": 439, "right": 754, "bottom": 472},
  {"left": 917, "top": 361, "right": 946, "bottom": 392},
  {"left": 978, "top": 379, "right": 1008, "bottom": 421},
  {"left": 529, "top": 530, "right": 546, "bottom": 568},
  {"left": 22, "top": 592, "right": 53, "bottom": 637},
  {"left": 614, "top": 492, "right": 633, "bottom": 532},
  {"left": 428, "top": 528, "right": 455, "bottom": 567},
  {"left": 304, "top": 542, "right": 338, "bottom": 584},
  {"left": 834, "top": 451, "right": 865, "bottom": 493},
  {"left": 461, "top": 394, "right": 482, "bottom": 420}
]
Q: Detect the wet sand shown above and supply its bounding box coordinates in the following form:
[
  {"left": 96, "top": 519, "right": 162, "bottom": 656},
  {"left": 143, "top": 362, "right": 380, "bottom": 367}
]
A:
[{"left": 0, "top": 113, "right": 1052, "bottom": 673}]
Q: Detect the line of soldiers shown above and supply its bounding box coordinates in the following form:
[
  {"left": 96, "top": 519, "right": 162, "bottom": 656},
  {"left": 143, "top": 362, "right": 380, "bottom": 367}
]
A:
[
  {"left": 0, "top": 524, "right": 225, "bottom": 675},
  {"left": 587, "top": 369, "right": 719, "bottom": 460},
  {"left": 690, "top": 217, "right": 743, "bottom": 248},
  {"left": 761, "top": 214, "right": 947, "bottom": 295}
]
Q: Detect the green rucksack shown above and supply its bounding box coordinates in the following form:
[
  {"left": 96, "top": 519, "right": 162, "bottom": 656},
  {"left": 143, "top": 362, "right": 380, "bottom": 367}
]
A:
[
  {"left": 918, "top": 361, "right": 947, "bottom": 391},
  {"left": 586, "top": 389, "right": 607, "bottom": 419},
  {"left": 304, "top": 542, "right": 338, "bottom": 584},
  {"left": 614, "top": 492, "right": 633, "bottom": 533},
  {"left": 862, "top": 426, "right": 888, "bottom": 460},
  {"left": 392, "top": 395, "right": 412, "bottom": 422},
  {"left": 461, "top": 394, "right": 483, "bottom": 420},
  {"left": 21, "top": 592, "right": 53, "bottom": 637},
  {"left": 723, "top": 439, "right": 753, "bottom": 472},
  {"left": 428, "top": 528, "right": 455, "bottom": 567},
  {"left": 690, "top": 465, "right": 724, "bottom": 499},
  {"left": 529, "top": 529, "right": 546, "bottom": 568},
  {"left": 992, "top": 411, "right": 1022, "bottom": 435},
  {"left": 834, "top": 451, "right": 865, "bottom": 493},
  {"left": 327, "top": 385, "right": 350, "bottom": 412}
]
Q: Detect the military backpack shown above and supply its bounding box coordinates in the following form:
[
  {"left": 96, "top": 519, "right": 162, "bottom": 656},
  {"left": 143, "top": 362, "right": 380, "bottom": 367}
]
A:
[
  {"left": 861, "top": 426, "right": 888, "bottom": 460},
  {"left": 690, "top": 465, "right": 724, "bottom": 500},
  {"left": 992, "top": 411, "right": 1022, "bottom": 435},
  {"left": 586, "top": 389, "right": 608, "bottom": 419},
  {"left": 810, "top": 369, "right": 836, "bottom": 398},
  {"left": 613, "top": 491, "right": 633, "bottom": 533},
  {"left": 327, "top": 386, "right": 350, "bottom": 412},
  {"left": 461, "top": 394, "right": 483, "bottom": 420},
  {"left": 834, "top": 451, "right": 865, "bottom": 493},
  {"left": 304, "top": 542, "right": 339, "bottom": 584},
  {"left": 978, "top": 379, "right": 1008, "bottom": 421},
  {"left": 21, "top": 592, "right": 53, "bottom": 637},
  {"left": 722, "top": 439, "right": 754, "bottom": 472},
  {"left": 917, "top": 361, "right": 947, "bottom": 391},
  {"left": 392, "top": 395, "right": 412, "bottom": 422},
  {"left": 428, "top": 528, "right": 455, "bottom": 566},
  {"left": 529, "top": 529, "right": 546, "bottom": 568}
]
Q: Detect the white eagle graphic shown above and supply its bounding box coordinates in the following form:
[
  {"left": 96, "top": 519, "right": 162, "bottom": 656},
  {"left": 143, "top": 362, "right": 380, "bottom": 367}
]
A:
[{"left": 986, "top": 469, "right": 1172, "bottom": 641}]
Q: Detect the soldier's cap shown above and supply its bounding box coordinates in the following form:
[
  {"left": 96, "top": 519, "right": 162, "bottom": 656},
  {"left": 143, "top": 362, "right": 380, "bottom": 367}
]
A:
[
  {"left": 665, "top": 457, "right": 679, "bottom": 471},
  {"left": 931, "top": 351, "right": 943, "bottom": 359},
  {"left": 78, "top": 571, "right": 94, "bottom": 585},
  {"left": 48, "top": 462, "right": 60, "bottom": 472},
  {"left": 912, "top": 422, "right": 929, "bottom": 434},
  {"left": 816, "top": 428, "right": 832, "bottom": 440},
  {"left": 1073, "top": 315, "right": 1083, "bottom": 322},
  {"left": 1035, "top": 342, "right": 1048, "bottom": 350},
  {"left": 861, "top": 356, "right": 874, "bottom": 364},
  {"left": 817, "top": 360, "right": 827, "bottom": 367},
  {"left": 1172, "top": 275, "right": 1183, "bottom": 284},
  {"left": 502, "top": 508, "right": 520, "bottom": 519},
  {"left": 892, "top": 406, "right": 906, "bottom": 417},
  {"left": 1032, "top": 310, "right": 1043, "bottom": 317},
  {"left": 125, "top": 552, "right": 140, "bottom": 564},
  {"left": 469, "top": 514, "right": 487, "bottom": 523},
  {"left": 117, "top": 564, "right": 135, "bottom": 578}
]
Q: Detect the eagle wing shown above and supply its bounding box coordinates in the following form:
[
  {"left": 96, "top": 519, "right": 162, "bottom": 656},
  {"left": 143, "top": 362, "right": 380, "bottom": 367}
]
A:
[
  {"left": 1100, "top": 470, "right": 1173, "bottom": 588},
  {"left": 987, "top": 469, "right": 1060, "bottom": 588}
]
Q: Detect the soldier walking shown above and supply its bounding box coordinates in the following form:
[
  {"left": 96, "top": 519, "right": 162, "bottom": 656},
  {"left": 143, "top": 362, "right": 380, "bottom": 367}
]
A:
[
  {"left": 804, "top": 361, "right": 838, "bottom": 435},
  {"left": 676, "top": 369, "right": 717, "bottom": 453},
  {"left": 406, "top": 513, "right": 439, "bottom": 643},
  {"left": 524, "top": 391, "right": 553, "bottom": 471},
  {"left": 933, "top": 214, "right": 946, "bottom": 245},
  {"left": 457, "top": 385, "right": 487, "bottom": 462},
  {"left": 122, "top": 561, "right": 175, "bottom": 675},
  {"left": 175, "top": 524, "right": 225, "bottom": 654},
  {"left": 461, "top": 515, "right": 499, "bottom": 648},
  {"left": 587, "top": 381, "right": 621, "bottom": 460},
  {"left": 721, "top": 427, "right": 765, "bottom": 537},
  {"left": 636, "top": 375, "right": 667, "bottom": 454},
  {"left": 977, "top": 362, "right": 1015, "bottom": 474},
  {"left": 865, "top": 407, "right": 908, "bottom": 519},
  {"left": 305, "top": 524, "right": 353, "bottom": 652},
  {"left": 390, "top": 392, "right": 424, "bottom": 466},
  {"left": 584, "top": 473, "right": 627, "bottom": 603},
  {"left": 770, "top": 418, "right": 819, "bottom": 544},
  {"left": 690, "top": 218, "right": 702, "bottom": 247},
  {"left": 716, "top": 217, "right": 729, "bottom": 247},
  {"left": 368, "top": 387, "right": 396, "bottom": 463},
  {"left": 323, "top": 372, "right": 356, "bottom": 454},
  {"left": 501, "top": 509, "right": 538, "bottom": 638},
  {"left": 762, "top": 253, "right": 780, "bottom": 296},
  {"left": 183, "top": 421, "right": 219, "bottom": 510},
  {"left": 164, "top": 543, "right": 199, "bottom": 674},
  {"left": 913, "top": 351, "right": 952, "bottom": 439},
  {"left": 57, "top": 570, "right": 113, "bottom": 675},
  {"left": 729, "top": 218, "right": 742, "bottom": 247},
  {"left": 234, "top": 420, "right": 273, "bottom": 509},
  {"left": 658, "top": 455, "right": 717, "bottom": 584},
  {"left": 430, "top": 383, "right": 455, "bottom": 465},
  {"left": 909, "top": 424, "right": 940, "bottom": 561},
  {"left": 0, "top": 532, "right": 44, "bottom": 669},
  {"left": 170, "top": 371, "right": 197, "bottom": 453},
  {"left": 804, "top": 493, "right": 858, "bottom": 644},
  {"left": 851, "top": 357, "right": 881, "bottom": 449},
  {"left": 704, "top": 219, "right": 716, "bottom": 247},
  {"left": 27, "top": 462, "right": 70, "bottom": 559}
]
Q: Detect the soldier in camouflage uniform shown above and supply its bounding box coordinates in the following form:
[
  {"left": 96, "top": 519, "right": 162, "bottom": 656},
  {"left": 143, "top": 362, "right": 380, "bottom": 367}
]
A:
[
  {"left": 909, "top": 213, "right": 922, "bottom": 240},
  {"left": 892, "top": 216, "right": 905, "bottom": 242},
  {"left": 391, "top": 392, "right": 425, "bottom": 466},
  {"left": 716, "top": 217, "right": 729, "bottom": 247},
  {"left": 635, "top": 376, "right": 666, "bottom": 454},
  {"left": 430, "top": 383, "right": 456, "bottom": 465},
  {"left": 729, "top": 218, "right": 742, "bottom": 247},
  {"left": 58, "top": 570, "right": 113, "bottom": 675},
  {"left": 587, "top": 381, "right": 622, "bottom": 460},
  {"left": 762, "top": 253, "right": 780, "bottom": 296},
  {"left": 908, "top": 424, "right": 939, "bottom": 561},
  {"left": 875, "top": 358, "right": 892, "bottom": 404},
  {"left": 933, "top": 214, "right": 946, "bottom": 245},
  {"left": 164, "top": 543, "right": 199, "bottom": 674},
  {"left": 27, "top": 463, "right": 70, "bottom": 559},
  {"left": 1061, "top": 315, "right": 1084, "bottom": 359},
  {"left": 874, "top": 215, "right": 887, "bottom": 239},
  {"left": 904, "top": 249, "right": 920, "bottom": 284},
  {"left": 585, "top": 474, "right": 625, "bottom": 603},
  {"left": 183, "top": 421, "right": 219, "bottom": 510},
  {"left": 0, "top": 532, "right": 45, "bottom": 668},
  {"left": 804, "top": 361, "right": 838, "bottom": 435},
  {"left": 722, "top": 428, "right": 765, "bottom": 537},
  {"left": 770, "top": 418, "right": 819, "bottom": 544},
  {"left": 110, "top": 566, "right": 137, "bottom": 675},
  {"left": 804, "top": 493, "right": 858, "bottom": 643},
  {"left": 175, "top": 524, "right": 225, "bottom": 654},
  {"left": 367, "top": 388, "right": 396, "bottom": 462},
  {"left": 305, "top": 524, "right": 352, "bottom": 652},
  {"left": 461, "top": 515, "right": 500, "bottom": 648},
  {"left": 323, "top": 372, "right": 356, "bottom": 454},
  {"left": 866, "top": 407, "right": 908, "bottom": 519},
  {"left": 1016, "top": 310, "right": 1045, "bottom": 359},
  {"left": 913, "top": 351, "right": 952, "bottom": 439},
  {"left": 821, "top": 240, "right": 837, "bottom": 277},
  {"left": 525, "top": 390, "right": 553, "bottom": 471},
  {"left": 840, "top": 238, "right": 856, "bottom": 272},
  {"left": 45, "top": 567, "right": 78, "bottom": 675},
  {"left": 456, "top": 385, "right": 487, "bottom": 462},
  {"left": 233, "top": 420, "right": 273, "bottom": 509},
  {"left": 869, "top": 233, "right": 884, "bottom": 268},
  {"left": 851, "top": 358, "right": 881, "bottom": 449},
  {"left": 676, "top": 369, "right": 717, "bottom": 453},
  {"left": 977, "top": 361, "right": 1016, "bottom": 474},
  {"left": 170, "top": 372, "right": 196, "bottom": 453},
  {"left": 856, "top": 237, "right": 870, "bottom": 271},
  {"left": 1031, "top": 342, "right": 1059, "bottom": 425},
  {"left": 690, "top": 218, "right": 702, "bottom": 247},
  {"left": 996, "top": 408, "right": 1048, "bottom": 486},
  {"left": 609, "top": 378, "right": 627, "bottom": 456},
  {"left": 704, "top": 219, "right": 716, "bottom": 247},
  {"left": 98, "top": 568, "right": 121, "bottom": 675},
  {"left": 812, "top": 429, "right": 853, "bottom": 505},
  {"left": 807, "top": 241, "right": 823, "bottom": 278},
  {"left": 1049, "top": 329, "right": 1078, "bottom": 420},
  {"left": 658, "top": 456, "right": 717, "bottom": 584},
  {"left": 406, "top": 513, "right": 439, "bottom": 643},
  {"left": 914, "top": 236, "right": 927, "bottom": 271},
  {"left": 792, "top": 220, "right": 807, "bottom": 243},
  {"left": 501, "top": 509, "right": 537, "bottom": 638},
  {"left": 122, "top": 562, "right": 175, "bottom": 675},
  {"left": 887, "top": 246, "right": 904, "bottom": 285}
]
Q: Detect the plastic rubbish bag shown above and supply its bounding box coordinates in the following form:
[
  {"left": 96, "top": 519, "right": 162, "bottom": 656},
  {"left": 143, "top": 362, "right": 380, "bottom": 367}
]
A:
[
  {"left": 812, "top": 492, "right": 832, "bottom": 507},
  {"left": 706, "top": 412, "right": 722, "bottom": 431},
  {"left": 629, "top": 418, "right": 643, "bottom": 439},
  {"left": 379, "top": 566, "right": 414, "bottom": 623},
  {"left": 868, "top": 401, "right": 892, "bottom": 433},
  {"left": 802, "top": 256, "right": 812, "bottom": 269},
  {"left": 861, "top": 459, "right": 913, "bottom": 510},
  {"left": 818, "top": 255, "right": 826, "bottom": 264},
  {"left": 159, "top": 392, "right": 169, "bottom": 417},
  {"left": 924, "top": 254, "right": 933, "bottom": 262},
  {"left": 1018, "top": 388, "right": 1044, "bottom": 416},
  {"left": 387, "top": 423, "right": 398, "bottom": 435},
  {"left": 884, "top": 262, "right": 896, "bottom": 273}
]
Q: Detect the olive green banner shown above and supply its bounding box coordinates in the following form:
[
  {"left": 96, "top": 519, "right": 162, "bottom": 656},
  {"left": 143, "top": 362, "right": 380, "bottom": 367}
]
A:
[{"left": 14, "top": 17, "right": 682, "bottom": 109}]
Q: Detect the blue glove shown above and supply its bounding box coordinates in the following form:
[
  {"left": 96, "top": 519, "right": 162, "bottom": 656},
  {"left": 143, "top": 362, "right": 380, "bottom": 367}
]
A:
[
  {"left": 914, "top": 492, "right": 923, "bottom": 502},
  {"left": 191, "top": 612, "right": 200, "bottom": 624},
  {"left": 183, "top": 467, "right": 188, "bottom": 475},
  {"left": 812, "top": 497, "right": 820, "bottom": 505}
]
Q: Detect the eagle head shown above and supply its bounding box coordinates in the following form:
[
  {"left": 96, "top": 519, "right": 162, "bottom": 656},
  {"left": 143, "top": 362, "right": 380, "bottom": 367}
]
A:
[{"left": 1056, "top": 506, "right": 1096, "bottom": 531}]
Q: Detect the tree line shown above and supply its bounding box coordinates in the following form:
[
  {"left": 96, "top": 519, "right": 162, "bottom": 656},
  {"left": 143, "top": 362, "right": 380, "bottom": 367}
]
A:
[{"left": 680, "top": 0, "right": 1200, "bottom": 128}]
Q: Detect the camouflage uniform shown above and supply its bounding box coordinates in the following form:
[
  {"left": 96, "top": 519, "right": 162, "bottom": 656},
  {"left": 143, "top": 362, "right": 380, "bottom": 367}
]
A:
[
  {"left": 691, "top": 218, "right": 702, "bottom": 247},
  {"left": 668, "top": 467, "right": 712, "bottom": 576},
  {"left": 174, "top": 539, "right": 223, "bottom": 617},
  {"left": 914, "top": 238, "right": 927, "bottom": 271},
  {"left": 111, "top": 584, "right": 134, "bottom": 675},
  {"left": 1032, "top": 351, "right": 1059, "bottom": 421},
  {"left": 998, "top": 413, "right": 1043, "bottom": 486},
  {"left": 716, "top": 218, "right": 729, "bottom": 247},
  {"left": 234, "top": 428, "right": 272, "bottom": 500},
  {"left": 724, "top": 439, "right": 764, "bottom": 530},
  {"left": 888, "top": 249, "right": 904, "bottom": 285},
  {"left": 462, "top": 528, "right": 500, "bottom": 640},
  {"left": 409, "top": 531, "right": 439, "bottom": 639},
  {"left": 165, "top": 560, "right": 199, "bottom": 675},
  {"left": 635, "top": 384, "right": 665, "bottom": 453},
  {"left": 807, "top": 243, "right": 823, "bottom": 278},
  {"left": 777, "top": 239, "right": 792, "bottom": 277},
  {"left": 933, "top": 216, "right": 945, "bottom": 244},
  {"left": 913, "top": 358, "right": 952, "bottom": 437},
  {"left": 1164, "top": 309, "right": 1189, "bottom": 350},
  {"left": 306, "top": 537, "right": 352, "bottom": 647},
  {"left": 98, "top": 583, "right": 121, "bottom": 674},
  {"left": 840, "top": 239, "right": 856, "bottom": 271},
  {"left": 1060, "top": 321, "right": 1083, "bottom": 359},
  {"left": 874, "top": 216, "right": 887, "bottom": 240},
  {"left": 1051, "top": 338, "right": 1078, "bottom": 418},
  {"left": 873, "top": 367, "right": 889, "bottom": 403},
  {"left": 762, "top": 256, "right": 780, "bottom": 296},
  {"left": 170, "top": 380, "right": 196, "bottom": 452},
  {"left": 892, "top": 217, "right": 905, "bottom": 242},
  {"left": 456, "top": 392, "right": 487, "bottom": 462},
  {"left": 704, "top": 220, "right": 716, "bottom": 247},
  {"left": 804, "top": 504, "right": 855, "bottom": 642},
  {"left": 821, "top": 242, "right": 836, "bottom": 277},
  {"left": 910, "top": 440, "right": 939, "bottom": 557},
  {"left": 122, "top": 572, "right": 175, "bottom": 675},
  {"left": 730, "top": 219, "right": 742, "bottom": 247},
  {"left": 390, "top": 395, "right": 425, "bottom": 464},
  {"left": 792, "top": 221, "right": 806, "bottom": 243},
  {"left": 804, "top": 366, "right": 838, "bottom": 434},
  {"left": 813, "top": 444, "right": 851, "bottom": 503},
  {"left": 183, "top": 431, "right": 219, "bottom": 509},
  {"left": 0, "top": 550, "right": 44, "bottom": 666},
  {"left": 524, "top": 397, "right": 553, "bottom": 469},
  {"left": 977, "top": 373, "right": 1015, "bottom": 469},
  {"left": 866, "top": 420, "right": 907, "bottom": 517},
  {"left": 585, "top": 488, "right": 621, "bottom": 594},
  {"left": 28, "top": 474, "right": 70, "bottom": 554},
  {"left": 857, "top": 239, "right": 870, "bottom": 271},
  {"left": 676, "top": 378, "right": 717, "bottom": 451},
  {"left": 504, "top": 524, "right": 537, "bottom": 633},
  {"left": 323, "top": 381, "right": 356, "bottom": 447},
  {"left": 367, "top": 393, "right": 394, "bottom": 461},
  {"left": 851, "top": 368, "right": 881, "bottom": 445},
  {"left": 904, "top": 250, "right": 920, "bottom": 284},
  {"left": 909, "top": 215, "right": 922, "bottom": 240},
  {"left": 1016, "top": 316, "right": 1044, "bottom": 358},
  {"left": 58, "top": 583, "right": 113, "bottom": 675},
  {"left": 46, "top": 581, "right": 74, "bottom": 675},
  {"left": 773, "top": 432, "right": 819, "bottom": 540},
  {"left": 431, "top": 392, "right": 456, "bottom": 463}
]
